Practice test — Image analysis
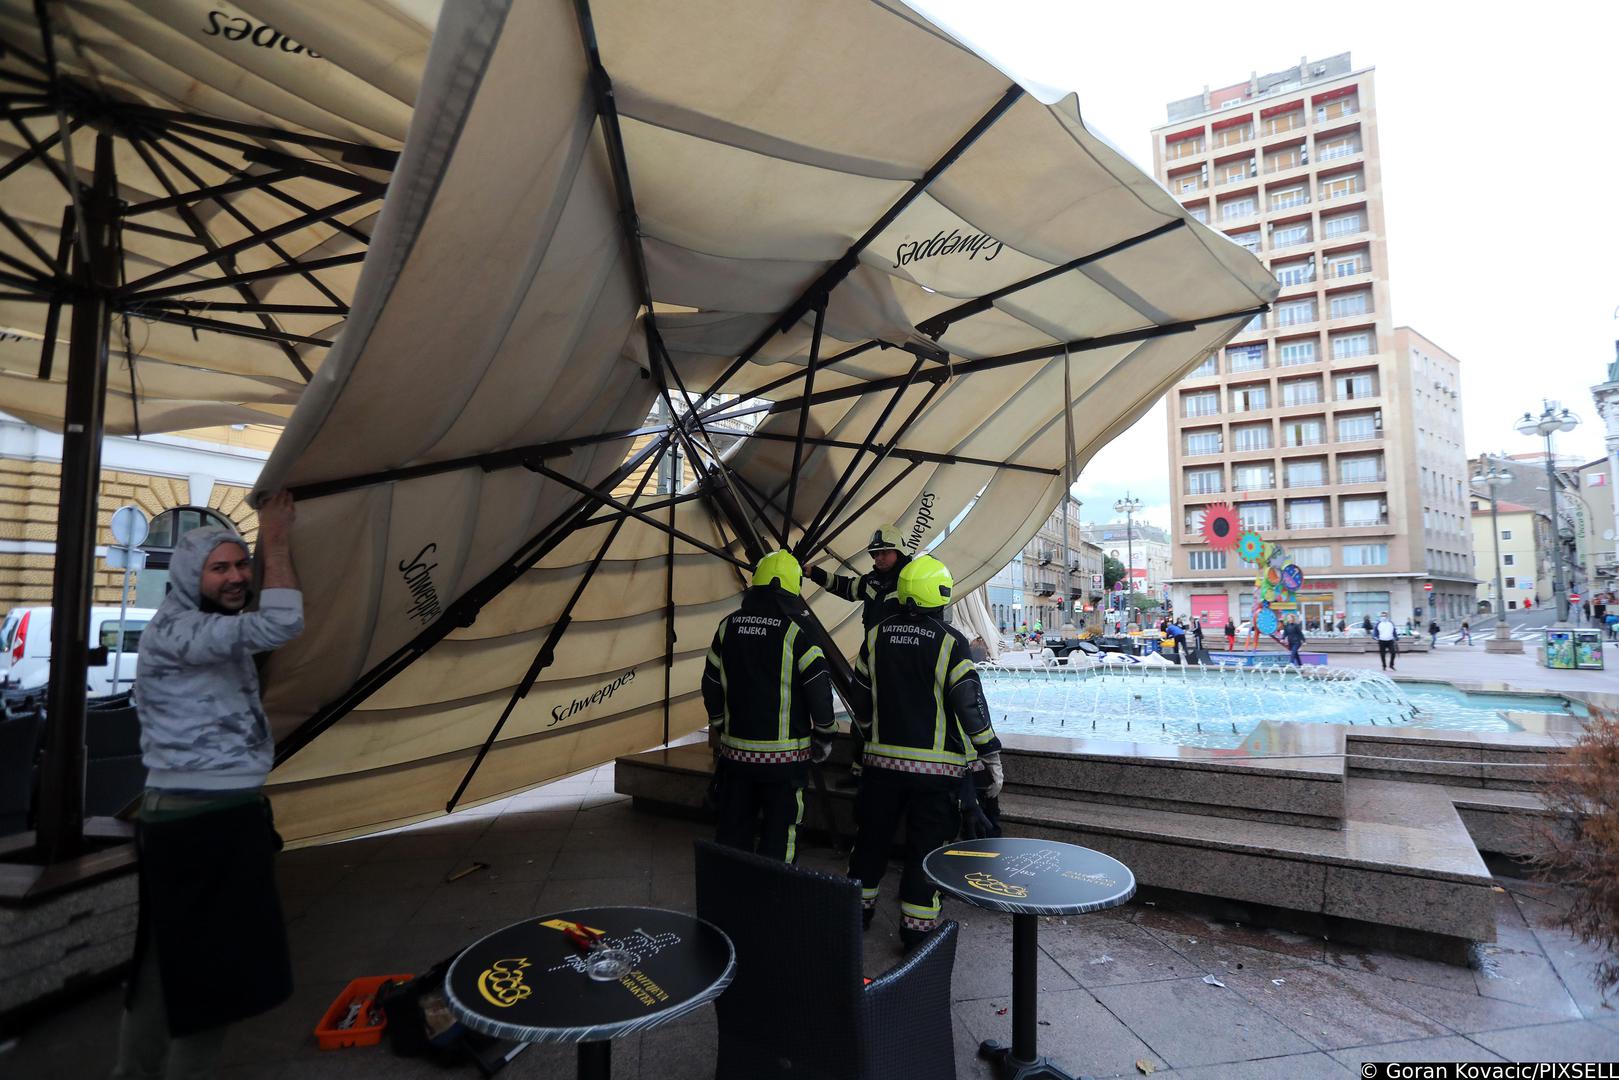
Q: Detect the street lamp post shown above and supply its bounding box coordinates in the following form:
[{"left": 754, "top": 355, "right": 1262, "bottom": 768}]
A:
[
  {"left": 1472, "top": 455, "right": 1524, "bottom": 654},
  {"left": 1516, "top": 402, "right": 1580, "bottom": 623},
  {"left": 1114, "top": 493, "right": 1143, "bottom": 625}
]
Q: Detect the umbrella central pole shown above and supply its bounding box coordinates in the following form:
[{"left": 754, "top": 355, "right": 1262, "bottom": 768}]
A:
[{"left": 37, "top": 132, "right": 118, "bottom": 863}]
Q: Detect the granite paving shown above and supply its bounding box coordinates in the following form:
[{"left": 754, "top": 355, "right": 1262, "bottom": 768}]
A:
[{"left": 3, "top": 761, "right": 1615, "bottom": 1079}]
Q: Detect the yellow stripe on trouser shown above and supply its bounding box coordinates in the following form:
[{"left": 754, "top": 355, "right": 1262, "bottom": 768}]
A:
[
  {"left": 901, "top": 898, "right": 941, "bottom": 920},
  {"left": 785, "top": 788, "right": 804, "bottom": 863}
]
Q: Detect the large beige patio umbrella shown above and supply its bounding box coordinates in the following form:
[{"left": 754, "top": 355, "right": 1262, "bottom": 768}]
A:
[{"left": 253, "top": 0, "right": 1277, "bottom": 845}]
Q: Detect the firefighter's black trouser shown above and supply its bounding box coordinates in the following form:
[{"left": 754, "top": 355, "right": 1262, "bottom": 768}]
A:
[
  {"left": 848, "top": 766, "right": 958, "bottom": 939},
  {"left": 713, "top": 759, "right": 808, "bottom": 863}
]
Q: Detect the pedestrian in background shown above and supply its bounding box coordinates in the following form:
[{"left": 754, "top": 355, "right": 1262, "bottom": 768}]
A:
[
  {"left": 1460, "top": 621, "right": 1472, "bottom": 646},
  {"left": 1283, "top": 615, "right": 1305, "bottom": 666},
  {"left": 1427, "top": 618, "right": 1440, "bottom": 648}
]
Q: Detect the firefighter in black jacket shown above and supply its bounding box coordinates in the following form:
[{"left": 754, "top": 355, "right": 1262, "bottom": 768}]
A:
[
  {"left": 846, "top": 554, "right": 1004, "bottom": 949},
  {"left": 701, "top": 550, "right": 836, "bottom": 862},
  {"left": 807, "top": 525, "right": 911, "bottom": 787},
  {"left": 807, "top": 524, "right": 911, "bottom": 629}
]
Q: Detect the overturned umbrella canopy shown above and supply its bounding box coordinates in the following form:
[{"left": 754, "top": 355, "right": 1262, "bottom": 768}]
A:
[
  {"left": 0, "top": 0, "right": 437, "bottom": 861},
  {"left": 254, "top": 0, "right": 1276, "bottom": 845}
]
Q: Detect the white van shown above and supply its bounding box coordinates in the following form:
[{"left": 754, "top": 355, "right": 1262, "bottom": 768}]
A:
[{"left": 0, "top": 606, "right": 157, "bottom": 698}]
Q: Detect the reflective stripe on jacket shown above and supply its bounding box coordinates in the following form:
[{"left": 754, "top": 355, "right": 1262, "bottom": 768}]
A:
[{"left": 700, "top": 588, "right": 834, "bottom": 754}]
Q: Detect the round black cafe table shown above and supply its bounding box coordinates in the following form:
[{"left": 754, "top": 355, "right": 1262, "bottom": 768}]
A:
[
  {"left": 925, "top": 838, "right": 1135, "bottom": 1080},
  {"left": 444, "top": 906, "right": 734, "bottom": 1080}
]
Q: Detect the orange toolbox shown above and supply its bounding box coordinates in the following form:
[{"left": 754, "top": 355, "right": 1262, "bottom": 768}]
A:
[{"left": 313, "top": 974, "right": 413, "bottom": 1050}]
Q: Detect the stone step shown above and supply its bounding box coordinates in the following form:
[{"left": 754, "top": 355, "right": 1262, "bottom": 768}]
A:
[
  {"left": 1442, "top": 785, "right": 1555, "bottom": 858},
  {"left": 1346, "top": 728, "right": 1569, "bottom": 791},
  {"left": 615, "top": 746, "right": 1495, "bottom": 956},
  {"left": 1000, "top": 723, "right": 1343, "bottom": 828}
]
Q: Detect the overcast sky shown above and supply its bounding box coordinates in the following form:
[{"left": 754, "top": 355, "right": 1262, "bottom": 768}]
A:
[{"left": 909, "top": 0, "right": 1619, "bottom": 534}]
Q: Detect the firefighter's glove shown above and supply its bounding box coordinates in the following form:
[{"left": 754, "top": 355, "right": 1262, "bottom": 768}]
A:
[
  {"left": 959, "top": 773, "right": 995, "bottom": 840},
  {"left": 980, "top": 751, "right": 1005, "bottom": 800},
  {"left": 807, "top": 565, "right": 829, "bottom": 587},
  {"left": 810, "top": 730, "right": 834, "bottom": 765}
]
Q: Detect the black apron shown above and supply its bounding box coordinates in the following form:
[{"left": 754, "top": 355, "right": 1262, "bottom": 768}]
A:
[{"left": 129, "top": 796, "right": 292, "bottom": 1035}]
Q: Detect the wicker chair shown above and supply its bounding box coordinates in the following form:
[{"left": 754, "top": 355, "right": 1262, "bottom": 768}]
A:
[{"left": 694, "top": 839, "right": 958, "bottom": 1080}]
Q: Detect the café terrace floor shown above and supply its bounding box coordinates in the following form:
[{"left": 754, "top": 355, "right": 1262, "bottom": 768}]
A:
[{"left": 7, "top": 760, "right": 1619, "bottom": 1079}]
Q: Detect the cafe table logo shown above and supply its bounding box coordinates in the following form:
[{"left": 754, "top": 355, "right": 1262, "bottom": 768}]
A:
[
  {"left": 965, "top": 872, "right": 1027, "bottom": 899},
  {"left": 477, "top": 957, "right": 533, "bottom": 1008}
]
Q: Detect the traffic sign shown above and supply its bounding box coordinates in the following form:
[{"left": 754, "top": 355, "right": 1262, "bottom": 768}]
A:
[
  {"left": 109, "top": 505, "right": 149, "bottom": 547},
  {"left": 1422, "top": 583, "right": 1433, "bottom": 592},
  {"left": 1570, "top": 592, "right": 1583, "bottom": 602}
]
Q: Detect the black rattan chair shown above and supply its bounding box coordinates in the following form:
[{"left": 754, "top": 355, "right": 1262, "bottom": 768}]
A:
[
  {"left": 0, "top": 705, "right": 45, "bottom": 836},
  {"left": 694, "top": 839, "right": 958, "bottom": 1080},
  {"left": 85, "top": 697, "right": 144, "bottom": 818}
]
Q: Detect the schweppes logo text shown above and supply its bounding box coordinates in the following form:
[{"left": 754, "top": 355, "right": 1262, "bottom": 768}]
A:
[{"left": 477, "top": 958, "right": 533, "bottom": 1008}]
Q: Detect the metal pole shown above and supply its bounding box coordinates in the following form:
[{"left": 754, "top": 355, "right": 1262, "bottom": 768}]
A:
[
  {"left": 38, "top": 133, "right": 117, "bottom": 862},
  {"left": 1125, "top": 511, "right": 1135, "bottom": 625},
  {"left": 1061, "top": 346, "right": 1074, "bottom": 628},
  {"left": 1546, "top": 434, "right": 1568, "bottom": 623},
  {"left": 1490, "top": 482, "right": 1507, "bottom": 631},
  {"left": 110, "top": 559, "right": 133, "bottom": 694}
]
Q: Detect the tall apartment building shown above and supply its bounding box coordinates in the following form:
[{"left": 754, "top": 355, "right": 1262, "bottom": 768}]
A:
[{"left": 1154, "top": 54, "right": 1474, "bottom": 629}]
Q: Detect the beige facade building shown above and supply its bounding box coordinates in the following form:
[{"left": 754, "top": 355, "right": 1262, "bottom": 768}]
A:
[
  {"left": 1154, "top": 54, "right": 1473, "bottom": 630},
  {"left": 1469, "top": 499, "right": 1551, "bottom": 612},
  {"left": 986, "top": 496, "right": 1103, "bottom": 632},
  {"left": 0, "top": 419, "right": 268, "bottom": 611}
]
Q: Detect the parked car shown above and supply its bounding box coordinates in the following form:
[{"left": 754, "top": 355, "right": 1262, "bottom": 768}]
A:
[{"left": 0, "top": 606, "right": 156, "bottom": 698}]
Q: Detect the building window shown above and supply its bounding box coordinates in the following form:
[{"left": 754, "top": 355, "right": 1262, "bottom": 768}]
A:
[
  {"left": 1504, "top": 575, "right": 1517, "bottom": 588},
  {"left": 1283, "top": 417, "right": 1325, "bottom": 447},
  {"left": 1334, "top": 370, "right": 1377, "bottom": 400},
  {"left": 1276, "top": 298, "right": 1318, "bottom": 326},
  {"left": 1343, "top": 544, "right": 1389, "bottom": 566},
  {"left": 1183, "top": 389, "right": 1220, "bottom": 417},
  {"left": 1262, "top": 107, "right": 1305, "bottom": 136},
  {"left": 1232, "top": 423, "right": 1272, "bottom": 451},
  {"left": 1238, "top": 501, "right": 1277, "bottom": 529},
  {"left": 1213, "top": 122, "right": 1253, "bottom": 148},
  {"left": 1220, "top": 195, "right": 1257, "bottom": 220},
  {"left": 1269, "top": 185, "right": 1309, "bottom": 211},
  {"left": 1316, "top": 133, "right": 1361, "bottom": 160},
  {"left": 1286, "top": 459, "right": 1326, "bottom": 488},
  {"left": 1230, "top": 383, "right": 1269, "bottom": 411},
  {"left": 1503, "top": 554, "right": 1516, "bottom": 567},
  {"left": 1292, "top": 545, "right": 1332, "bottom": 568},
  {"left": 1228, "top": 229, "right": 1260, "bottom": 253},
  {"left": 1287, "top": 498, "right": 1328, "bottom": 529},
  {"left": 1339, "top": 454, "right": 1383, "bottom": 484},
  {"left": 1346, "top": 590, "right": 1390, "bottom": 621},
  {"left": 1217, "top": 157, "right": 1256, "bottom": 185},
  {"left": 1279, "top": 339, "right": 1318, "bottom": 367},
  {"left": 1320, "top": 172, "right": 1363, "bottom": 201},
  {"left": 1280, "top": 377, "right": 1322, "bottom": 406},
  {"left": 1188, "top": 205, "right": 1209, "bottom": 223},
  {"left": 1328, "top": 290, "right": 1371, "bottom": 319},
  {"left": 1501, "top": 529, "right": 1512, "bottom": 540},
  {"left": 1316, "top": 93, "right": 1358, "bottom": 123},
  {"left": 1275, "top": 260, "right": 1314, "bottom": 287},
  {"left": 1173, "top": 170, "right": 1207, "bottom": 194},
  {"left": 1337, "top": 412, "right": 1379, "bottom": 442},
  {"left": 1331, "top": 331, "right": 1372, "bottom": 359},
  {"left": 1185, "top": 430, "right": 1222, "bottom": 456},
  {"left": 1271, "top": 222, "right": 1311, "bottom": 248},
  {"left": 1241, "top": 312, "right": 1264, "bottom": 333},
  {"left": 1234, "top": 463, "right": 1275, "bottom": 492},
  {"left": 1187, "top": 355, "right": 1217, "bottom": 378},
  {"left": 1323, "top": 210, "right": 1364, "bottom": 238},
  {"left": 1228, "top": 344, "right": 1266, "bottom": 372},
  {"left": 1167, "top": 133, "right": 1206, "bottom": 159},
  {"left": 1264, "top": 144, "right": 1306, "bottom": 173},
  {"left": 1185, "top": 467, "right": 1224, "bottom": 495},
  {"left": 1325, "top": 250, "right": 1368, "bottom": 277},
  {"left": 1341, "top": 497, "right": 1385, "bottom": 527},
  {"left": 1189, "top": 550, "right": 1228, "bottom": 570}
]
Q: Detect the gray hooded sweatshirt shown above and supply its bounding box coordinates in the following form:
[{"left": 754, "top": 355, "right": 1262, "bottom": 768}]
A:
[{"left": 134, "top": 526, "right": 304, "bottom": 791}]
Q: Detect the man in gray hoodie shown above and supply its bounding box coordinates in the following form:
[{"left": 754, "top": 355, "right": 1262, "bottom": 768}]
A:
[{"left": 114, "top": 491, "right": 302, "bottom": 1080}]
